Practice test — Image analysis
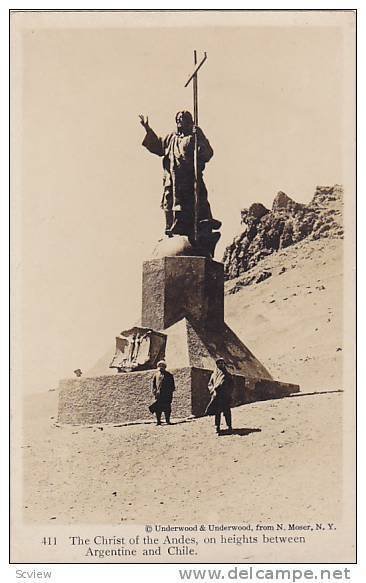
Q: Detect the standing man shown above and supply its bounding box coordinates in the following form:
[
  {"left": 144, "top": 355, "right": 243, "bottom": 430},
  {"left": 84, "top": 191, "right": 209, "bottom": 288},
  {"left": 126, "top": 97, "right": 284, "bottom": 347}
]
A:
[
  {"left": 150, "top": 360, "right": 175, "bottom": 426},
  {"left": 205, "top": 358, "right": 233, "bottom": 435}
]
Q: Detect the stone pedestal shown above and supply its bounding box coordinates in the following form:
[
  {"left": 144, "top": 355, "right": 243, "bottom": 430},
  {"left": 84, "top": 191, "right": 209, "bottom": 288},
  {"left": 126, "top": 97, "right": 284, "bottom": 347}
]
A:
[
  {"left": 58, "top": 254, "right": 300, "bottom": 425},
  {"left": 142, "top": 256, "right": 224, "bottom": 331},
  {"left": 58, "top": 367, "right": 297, "bottom": 424}
]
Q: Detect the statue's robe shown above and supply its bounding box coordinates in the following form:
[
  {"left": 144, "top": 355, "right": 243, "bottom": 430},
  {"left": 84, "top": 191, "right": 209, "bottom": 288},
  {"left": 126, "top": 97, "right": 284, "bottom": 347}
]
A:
[{"left": 142, "top": 127, "right": 214, "bottom": 222}]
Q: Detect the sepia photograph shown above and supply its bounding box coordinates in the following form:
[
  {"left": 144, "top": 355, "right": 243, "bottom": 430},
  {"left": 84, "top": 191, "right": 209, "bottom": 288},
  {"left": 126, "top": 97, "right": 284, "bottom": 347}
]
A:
[{"left": 10, "top": 9, "right": 356, "bottom": 564}]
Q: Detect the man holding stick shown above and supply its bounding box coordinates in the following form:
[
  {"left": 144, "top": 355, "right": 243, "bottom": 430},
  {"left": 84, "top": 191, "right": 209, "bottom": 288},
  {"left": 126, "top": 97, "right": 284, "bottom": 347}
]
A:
[{"left": 205, "top": 358, "right": 234, "bottom": 435}]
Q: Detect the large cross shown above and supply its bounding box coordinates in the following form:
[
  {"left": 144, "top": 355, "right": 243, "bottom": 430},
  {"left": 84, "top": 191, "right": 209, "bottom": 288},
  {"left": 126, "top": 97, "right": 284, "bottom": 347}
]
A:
[{"left": 184, "top": 50, "right": 208, "bottom": 244}]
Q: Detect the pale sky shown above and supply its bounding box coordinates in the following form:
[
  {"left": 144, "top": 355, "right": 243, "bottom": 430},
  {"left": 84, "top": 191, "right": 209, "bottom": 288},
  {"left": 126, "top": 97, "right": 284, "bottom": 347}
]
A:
[{"left": 12, "top": 11, "right": 354, "bottom": 394}]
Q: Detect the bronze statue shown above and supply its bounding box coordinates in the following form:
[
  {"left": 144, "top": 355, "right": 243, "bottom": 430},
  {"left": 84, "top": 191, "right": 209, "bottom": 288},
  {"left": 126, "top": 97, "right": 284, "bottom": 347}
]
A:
[
  {"left": 139, "top": 52, "right": 221, "bottom": 257},
  {"left": 139, "top": 111, "right": 221, "bottom": 256}
]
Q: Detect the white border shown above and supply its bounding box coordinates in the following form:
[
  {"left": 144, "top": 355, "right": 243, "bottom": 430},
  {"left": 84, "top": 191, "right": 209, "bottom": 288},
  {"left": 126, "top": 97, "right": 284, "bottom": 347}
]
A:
[{"left": 1, "top": 3, "right": 362, "bottom": 583}]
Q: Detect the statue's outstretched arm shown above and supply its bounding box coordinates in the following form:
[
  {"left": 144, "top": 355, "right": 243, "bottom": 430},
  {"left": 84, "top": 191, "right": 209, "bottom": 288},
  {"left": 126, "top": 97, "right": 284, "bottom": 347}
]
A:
[
  {"left": 140, "top": 115, "right": 164, "bottom": 157},
  {"left": 139, "top": 114, "right": 150, "bottom": 131}
]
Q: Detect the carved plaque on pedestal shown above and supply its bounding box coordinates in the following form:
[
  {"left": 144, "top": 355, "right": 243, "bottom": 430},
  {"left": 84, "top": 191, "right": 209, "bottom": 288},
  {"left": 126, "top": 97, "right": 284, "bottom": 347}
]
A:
[{"left": 109, "top": 326, "right": 166, "bottom": 372}]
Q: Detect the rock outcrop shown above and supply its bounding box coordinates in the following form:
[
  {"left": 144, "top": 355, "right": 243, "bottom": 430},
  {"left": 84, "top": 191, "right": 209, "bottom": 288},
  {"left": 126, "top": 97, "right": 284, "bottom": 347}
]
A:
[{"left": 223, "top": 185, "right": 343, "bottom": 280}]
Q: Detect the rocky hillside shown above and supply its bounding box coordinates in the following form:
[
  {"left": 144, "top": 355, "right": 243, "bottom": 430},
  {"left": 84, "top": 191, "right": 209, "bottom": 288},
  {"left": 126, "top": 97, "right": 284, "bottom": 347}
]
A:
[
  {"left": 222, "top": 184, "right": 344, "bottom": 392},
  {"left": 223, "top": 184, "right": 343, "bottom": 281}
]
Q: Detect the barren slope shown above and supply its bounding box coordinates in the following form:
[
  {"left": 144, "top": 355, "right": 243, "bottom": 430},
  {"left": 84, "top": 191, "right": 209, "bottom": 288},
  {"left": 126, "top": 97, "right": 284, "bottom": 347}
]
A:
[{"left": 225, "top": 238, "right": 343, "bottom": 392}]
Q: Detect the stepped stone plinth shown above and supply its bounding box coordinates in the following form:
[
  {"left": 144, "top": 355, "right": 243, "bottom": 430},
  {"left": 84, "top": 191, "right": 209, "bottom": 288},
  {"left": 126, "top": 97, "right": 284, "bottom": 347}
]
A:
[{"left": 58, "top": 253, "right": 299, "bottom": 425}]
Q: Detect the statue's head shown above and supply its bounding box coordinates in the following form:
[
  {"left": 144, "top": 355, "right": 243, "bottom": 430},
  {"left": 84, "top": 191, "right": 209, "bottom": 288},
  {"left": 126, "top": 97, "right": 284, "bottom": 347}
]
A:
[{"left": 175, "top": 110, "right": 194, "bottom": 135}]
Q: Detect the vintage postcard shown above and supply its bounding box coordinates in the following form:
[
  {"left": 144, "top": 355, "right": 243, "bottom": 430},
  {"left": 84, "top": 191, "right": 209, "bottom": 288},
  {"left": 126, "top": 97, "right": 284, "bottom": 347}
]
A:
[{"left": 10, "top": 9, "right": 356, "bottom": 564}]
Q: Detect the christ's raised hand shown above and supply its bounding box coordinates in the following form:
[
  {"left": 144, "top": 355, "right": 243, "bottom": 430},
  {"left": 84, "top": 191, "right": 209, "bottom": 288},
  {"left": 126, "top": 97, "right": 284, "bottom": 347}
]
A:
[{"left": 139, "top": 114, "right": 150, "bottom": 131}]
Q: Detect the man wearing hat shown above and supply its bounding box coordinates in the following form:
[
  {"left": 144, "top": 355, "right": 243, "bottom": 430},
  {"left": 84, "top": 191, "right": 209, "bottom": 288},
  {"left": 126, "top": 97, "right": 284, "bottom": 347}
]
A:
[
  {"left": 149, "top": 360, "right": 175, "bottom": 426},
  {"left": 205, "top": 358, "right": 233, "bottom": 434}
]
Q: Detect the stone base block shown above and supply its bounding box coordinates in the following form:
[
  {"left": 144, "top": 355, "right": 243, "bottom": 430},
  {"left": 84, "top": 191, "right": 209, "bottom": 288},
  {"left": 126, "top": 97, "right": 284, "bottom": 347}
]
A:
[
  {"left": 142, "top": 256, "right": 224, "bottom": 331},
  {"left": 57, "top": 366, "right": 299, "bottom": 425}
]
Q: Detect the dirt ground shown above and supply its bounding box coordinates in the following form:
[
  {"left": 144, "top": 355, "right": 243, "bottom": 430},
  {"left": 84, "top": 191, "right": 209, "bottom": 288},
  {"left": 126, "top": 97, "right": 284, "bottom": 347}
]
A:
[{"left": 22, "top": 389, "right": 342, "bottom": 526}]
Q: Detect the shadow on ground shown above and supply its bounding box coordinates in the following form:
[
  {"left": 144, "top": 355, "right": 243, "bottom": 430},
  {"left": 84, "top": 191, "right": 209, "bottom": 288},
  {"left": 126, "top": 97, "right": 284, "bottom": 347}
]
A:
[{"left": 218, "top": 427, "right": 262, "bottom": 437}]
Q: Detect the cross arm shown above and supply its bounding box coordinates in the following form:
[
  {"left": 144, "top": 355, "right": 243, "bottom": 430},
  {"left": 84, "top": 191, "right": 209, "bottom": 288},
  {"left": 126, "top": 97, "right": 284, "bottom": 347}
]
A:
[{"left": 184, "top": 52, "right": 208, "bottom": 87}]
